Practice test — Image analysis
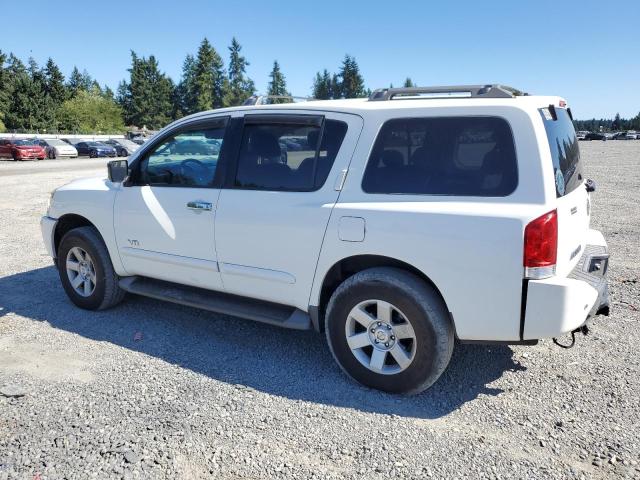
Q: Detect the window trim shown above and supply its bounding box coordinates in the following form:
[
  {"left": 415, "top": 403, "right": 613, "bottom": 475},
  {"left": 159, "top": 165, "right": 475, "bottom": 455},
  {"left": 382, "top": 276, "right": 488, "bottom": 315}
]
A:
[
  {"left": 361, "top": 115, "right": 519, "bottom": 197},
  {"left": 228, "top": 114, "right": 332, "bottom": 193},
  {"left": 128, "top": 116, "right": 230, "bottom": 189}
]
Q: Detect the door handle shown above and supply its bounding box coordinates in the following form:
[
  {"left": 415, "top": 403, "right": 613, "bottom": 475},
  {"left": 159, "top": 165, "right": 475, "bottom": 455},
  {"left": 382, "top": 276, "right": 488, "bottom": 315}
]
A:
[{"left": 187, "top": 201, "right": 213, "bottom": 211}]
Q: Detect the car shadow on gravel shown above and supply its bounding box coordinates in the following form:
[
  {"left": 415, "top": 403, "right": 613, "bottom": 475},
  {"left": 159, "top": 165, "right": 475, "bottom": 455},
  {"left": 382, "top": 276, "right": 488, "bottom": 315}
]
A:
[{"left": 0, "top": 266, "right": 526, "bottom": 419}]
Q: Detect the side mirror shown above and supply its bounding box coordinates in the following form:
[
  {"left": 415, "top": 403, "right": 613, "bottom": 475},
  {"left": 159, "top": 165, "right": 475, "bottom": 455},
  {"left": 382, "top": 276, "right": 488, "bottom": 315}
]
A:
[{"left": 108, "top": 159, "right": 129, "bottom": 183}]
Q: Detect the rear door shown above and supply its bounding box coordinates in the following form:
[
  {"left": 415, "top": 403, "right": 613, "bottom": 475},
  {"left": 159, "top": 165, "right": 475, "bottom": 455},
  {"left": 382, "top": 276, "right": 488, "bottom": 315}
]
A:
[
  {"left": 214, "top": 112, "right": 362, "bottom": 309},
  {"left": 539, "top": 106, "right": 590, "bottom": 277}
]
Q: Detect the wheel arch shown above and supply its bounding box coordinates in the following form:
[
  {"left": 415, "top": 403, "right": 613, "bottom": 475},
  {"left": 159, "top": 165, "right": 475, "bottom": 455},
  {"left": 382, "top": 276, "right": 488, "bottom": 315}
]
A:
[
  {"left": 53, "top": 214, "right": 99, "bottom": 257},
  {"left": 311, "top": 254, "right": 453, "bottom": 333}
]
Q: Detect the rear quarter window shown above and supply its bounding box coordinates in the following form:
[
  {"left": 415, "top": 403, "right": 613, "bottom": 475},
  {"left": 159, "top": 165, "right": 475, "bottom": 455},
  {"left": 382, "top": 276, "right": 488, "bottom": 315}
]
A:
[
  {"left": 539, "top": 107, "right": 583, "bottom": 197},
  {"left": 362, "top": 116, "right": 518, "bottom": 196}
]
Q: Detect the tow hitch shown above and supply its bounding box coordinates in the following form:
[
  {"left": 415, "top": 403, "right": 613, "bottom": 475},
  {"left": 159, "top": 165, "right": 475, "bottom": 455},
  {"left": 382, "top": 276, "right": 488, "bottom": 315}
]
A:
[{"left": 553, "top": 325, "right": 589, "bottom": 349}]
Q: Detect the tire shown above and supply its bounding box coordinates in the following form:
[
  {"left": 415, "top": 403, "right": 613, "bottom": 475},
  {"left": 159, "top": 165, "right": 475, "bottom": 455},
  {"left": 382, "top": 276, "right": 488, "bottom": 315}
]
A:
[
  {"left": 48, "top": 149, "right": 56, "bottom": 159},
  {"left": 325, "top": 267, "right": 454, "bottom": 395},
  {"left": 89, "top": 150, "right": 96, "bottom": 158},
  {"left": 56, "top": 226, "right": 126, "bottom": 310}
]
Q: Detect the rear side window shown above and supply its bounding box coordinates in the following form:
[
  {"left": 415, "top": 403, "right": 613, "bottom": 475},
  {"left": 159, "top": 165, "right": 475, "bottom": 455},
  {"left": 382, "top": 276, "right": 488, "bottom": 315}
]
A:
[
  {"left": 362, "top": 117, "right": 518, "bottom": 196},
  {"left": 234, "top": 118, "right": 348, "bottom": 191},
  {"left": 539, "top": 107, "right": 583, "bottom": 197}
]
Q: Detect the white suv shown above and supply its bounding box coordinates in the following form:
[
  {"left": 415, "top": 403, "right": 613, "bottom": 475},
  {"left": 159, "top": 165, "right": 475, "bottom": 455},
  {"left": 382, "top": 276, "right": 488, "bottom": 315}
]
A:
[{"left": 41, "top": 85, "right": 610, "bottom": 394}]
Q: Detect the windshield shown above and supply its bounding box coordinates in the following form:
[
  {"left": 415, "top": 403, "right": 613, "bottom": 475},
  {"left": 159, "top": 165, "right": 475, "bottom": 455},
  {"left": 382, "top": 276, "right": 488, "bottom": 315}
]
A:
[
  {"left": 539, "top": 107, "right": 583, "bottom": 197},
  {"left": 48, "top": 139, "right": 68, "bottom": 146},
  {"left": 119, "top": 139, "right": 139, "bottom": 149},
  {"left": 13, "top": 140, "right": 35, "bottom": 146},
  {"left": 87, "top": 142, "right": 105, "bottom": 147}
]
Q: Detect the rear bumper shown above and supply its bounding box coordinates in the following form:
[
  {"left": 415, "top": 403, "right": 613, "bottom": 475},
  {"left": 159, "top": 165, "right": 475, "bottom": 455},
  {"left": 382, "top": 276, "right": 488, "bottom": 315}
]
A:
[
  {"left": 523, "top": 229, "right": 609, "bottom": 340},
  {"left": 41, "top": 216, "right": 58, "bottom": 259}
]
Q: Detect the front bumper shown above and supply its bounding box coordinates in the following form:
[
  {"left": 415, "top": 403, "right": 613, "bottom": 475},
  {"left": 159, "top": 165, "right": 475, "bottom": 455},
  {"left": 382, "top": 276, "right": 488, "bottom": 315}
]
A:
[
  {"left": 523, "top": 229, "right": 609, "bottom": 340},
  {"left": 41, "top": 216, "right": 58, "bottom": 258}
]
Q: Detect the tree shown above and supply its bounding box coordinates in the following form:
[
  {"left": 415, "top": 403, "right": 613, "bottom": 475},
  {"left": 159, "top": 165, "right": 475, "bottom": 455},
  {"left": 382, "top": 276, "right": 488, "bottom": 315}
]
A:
[
  {"left": 4, "top": 57, "right": 55, "bottom": 132},
  {"left": 267, "top": 60, "right": 289, "bottom": 102},
  {"left": 176, "top": 54, "right": 197, "bottom": 116},
  {"left": 223, "top": 37, "right": 255, "bottom": 107},
  {"left": 43, "top": 58, "right": 67, "bottom": 105},
  {"left": 58, "top": 89, "right": 124, "bottom": 133},
  {"left": 330, "top": 73, "right": 341, "bottom": 99},
  {"left": 121, "top": 51, "right": 174, "bottom": 129},
  {"left": 193, "top": 38, "right": 225, "bottom": 112},
  {"left": 403, "top": 77, "right": 416, "bottom": 88},
  {"left": 338, "top": 55, "right": 366, "bottom": 98},
  {"left": 612, "top": 112, "right": 621, "bottom": 130},
  {"left": 0, "top": 50, "right": 10, "bottom": 131},
  {"left": 67, "top": 66, "right": 92, "bottom": 98},
  {"left": 312, "top": 69, "right": 332, "bottom": 99}
]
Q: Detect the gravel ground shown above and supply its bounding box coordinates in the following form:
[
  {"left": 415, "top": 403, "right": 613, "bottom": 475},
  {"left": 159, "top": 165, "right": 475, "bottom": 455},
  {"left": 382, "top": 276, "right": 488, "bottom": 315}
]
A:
[{"left": 0, "top": 142, "right": 639, "bottom": 479}]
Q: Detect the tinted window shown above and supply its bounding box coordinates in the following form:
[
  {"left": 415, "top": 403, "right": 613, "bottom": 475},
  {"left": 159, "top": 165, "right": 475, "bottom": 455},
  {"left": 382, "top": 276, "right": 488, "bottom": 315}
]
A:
[
  {"left": 362, "top": 117, "right": 517, "bottom": 196},
  {"left": 539, "top": 107, "right": 583, "bottom": 196},
  {"left": 139, "top": 122, "right": 226, "bottom": 187},
  {"left": 234, "top": 119, "right": 347, "bottom": 191}
]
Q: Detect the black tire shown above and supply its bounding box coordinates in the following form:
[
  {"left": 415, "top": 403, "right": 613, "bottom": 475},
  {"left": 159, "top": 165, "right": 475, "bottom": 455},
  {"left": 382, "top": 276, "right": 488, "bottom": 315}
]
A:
[
  {"left": 56, "top": 226, "right": 126, "bottom": 310},
  {"left": 89, "top": 150, "right": 96, "bottom": 158},
  {"left": 49, "top": 149, "right": 56, "bottom": 159},
  {"left": 325, "top": 267, "right": 454, "bottom": 395}
]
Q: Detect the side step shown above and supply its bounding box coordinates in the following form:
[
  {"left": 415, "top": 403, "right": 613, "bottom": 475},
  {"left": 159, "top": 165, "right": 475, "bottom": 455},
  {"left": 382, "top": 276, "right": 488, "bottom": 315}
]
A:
[{"left": 118, "top": 276, "right": 312, "bottom": 330}]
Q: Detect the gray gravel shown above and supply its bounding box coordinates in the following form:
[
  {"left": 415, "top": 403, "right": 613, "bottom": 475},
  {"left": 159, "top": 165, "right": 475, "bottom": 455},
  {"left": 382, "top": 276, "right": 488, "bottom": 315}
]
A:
[{"left": 0, "top": 142, "right": 639, "bottom": 479}]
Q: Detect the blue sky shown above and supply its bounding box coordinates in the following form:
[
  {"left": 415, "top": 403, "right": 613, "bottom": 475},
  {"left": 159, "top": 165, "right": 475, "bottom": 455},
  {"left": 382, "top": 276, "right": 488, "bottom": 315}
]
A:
[{"left": 4, "top": 0, "right": 639, "bottom": 118}]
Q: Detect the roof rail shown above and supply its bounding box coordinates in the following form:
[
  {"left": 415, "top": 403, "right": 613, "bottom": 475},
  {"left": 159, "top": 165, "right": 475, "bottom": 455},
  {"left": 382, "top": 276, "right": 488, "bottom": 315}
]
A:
[
  {"left": 242, "top": 95, "right": 315, "bottom": 106},
  {"left": 368, "top": 84, "right": 522, "bottom": 101}
]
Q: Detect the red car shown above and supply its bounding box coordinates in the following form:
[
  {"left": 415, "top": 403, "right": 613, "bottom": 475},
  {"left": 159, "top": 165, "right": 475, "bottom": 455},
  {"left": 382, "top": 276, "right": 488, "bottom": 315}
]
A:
[{"left": 0, "top": 138, "right": 46, "bottom": 161}]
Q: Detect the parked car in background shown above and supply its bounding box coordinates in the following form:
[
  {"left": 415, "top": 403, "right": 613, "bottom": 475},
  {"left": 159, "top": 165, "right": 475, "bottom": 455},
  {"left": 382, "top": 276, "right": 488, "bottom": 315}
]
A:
[
  {"left": 584, "top": 132, "right": 607, "bottom": 141},
  {"left": 0, "top": 138, "right": 46, "bottom": 160},
  {"left": 103, "top": 139, "right": 140, "bottom": 157},
  {"left": 576, "top": 130, "right": 589, "bottom": 140},
  {"left": 32, "top": 138, "right": 78, "bottom": 159},
  {"left": 625, "top": 131, "right": 638, "bottom": 140},
  {"left": 611, "top": 132, "right": 628, "bottom": 140},
  {"left": 75, "top": 141, "right": 117, "bottom": 158}
]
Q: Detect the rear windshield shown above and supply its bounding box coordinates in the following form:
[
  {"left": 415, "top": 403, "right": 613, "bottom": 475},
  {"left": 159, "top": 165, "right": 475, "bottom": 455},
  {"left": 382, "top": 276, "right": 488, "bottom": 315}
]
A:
[
  {"left": 362, "top": 116, "right": 518, "bottom": 196},
  {"left": 539, "top": 107, "right": 583, "bottom": 197}
]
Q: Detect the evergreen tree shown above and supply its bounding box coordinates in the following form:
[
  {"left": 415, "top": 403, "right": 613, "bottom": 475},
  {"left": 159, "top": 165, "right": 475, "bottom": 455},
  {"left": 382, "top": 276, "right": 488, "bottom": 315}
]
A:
[
  {"left": 403, "top": 77, "right": 416, "bottom": 88},
  {"left": 123, "top": 51, "right": 174, "bottom": 129},
  {"left": 5, "top": 58, "right": 53, "bottom": 131},
  {"left": 223, "top": 37, "right": 255, "bottom": 106},
  {"left": 193, "top": 38, "right": 225, "bottom": 112},
  {"left": 267, "top": 60, "right": 289, "bottom": 102},
  {"left": 612, "top": 112, "right": 621, "bottom": 130},
  {"left": 0, "top": 50, "right": 10, "bottom": 131},
  {"left": 43, "top": 58, "right": 67, "bottom": 105},
  {"left": 330, "top": 73, "right": 341, "bottom": 99},
  {"left": 312, "top": 69, "right": 332, "bottom": 99},
  {"left": 102, "top": 85, "right": 115, "bottom": 100},
  {"left": 338, "top": 55, "right": 366, "bottom": 98},
  {"left": 67, "top": 66, "right": 93, "bottom": 98},
  {"left": 177, "top": 54, "right": 197, "bottom": 115}
]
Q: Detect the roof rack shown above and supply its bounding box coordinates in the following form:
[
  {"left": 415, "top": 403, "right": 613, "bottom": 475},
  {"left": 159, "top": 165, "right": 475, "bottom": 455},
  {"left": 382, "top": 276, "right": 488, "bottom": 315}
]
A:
[
  {"left": 368, "top": 84, "right": 522, "bottom": 101},
  {"left": 242, "top": 95, "right": 315, "bottom": 106}
]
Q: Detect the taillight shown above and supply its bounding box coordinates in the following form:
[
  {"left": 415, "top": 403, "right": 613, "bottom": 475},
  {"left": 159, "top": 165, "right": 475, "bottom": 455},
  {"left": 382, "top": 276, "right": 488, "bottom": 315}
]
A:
[{"left": 523, "top": 209, "right": 557, "bottom": 279}]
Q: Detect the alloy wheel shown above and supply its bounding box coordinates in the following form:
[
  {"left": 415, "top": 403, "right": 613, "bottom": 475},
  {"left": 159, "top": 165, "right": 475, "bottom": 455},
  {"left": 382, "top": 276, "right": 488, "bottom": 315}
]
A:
[
  {"left": 66, "top": 247, "right": 97, "bottom": 297},
  {"left": 345, "top": 299, "right": 417, "bottom": 375}
]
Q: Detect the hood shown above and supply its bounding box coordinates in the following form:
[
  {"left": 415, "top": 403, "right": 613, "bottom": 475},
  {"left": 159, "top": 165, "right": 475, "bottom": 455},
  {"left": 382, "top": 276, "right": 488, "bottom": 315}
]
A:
[{"left": 56, "top": 175, "right": 110, "bottom": 193}]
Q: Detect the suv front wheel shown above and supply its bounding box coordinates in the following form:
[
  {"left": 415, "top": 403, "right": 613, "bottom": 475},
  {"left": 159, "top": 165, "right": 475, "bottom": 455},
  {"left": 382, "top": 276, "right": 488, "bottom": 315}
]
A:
[
  {"left": 57, "top": 226, "right": 125, "bottom": 310},
  {"left": 325, "top": 267, "right": 454, "bottom": 394}
]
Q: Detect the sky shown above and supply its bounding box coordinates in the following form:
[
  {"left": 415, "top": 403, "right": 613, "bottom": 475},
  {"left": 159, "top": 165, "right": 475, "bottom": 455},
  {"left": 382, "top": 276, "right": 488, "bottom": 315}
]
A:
[{"left": 3, "top": 0, "right": 639, "bottom": 119}]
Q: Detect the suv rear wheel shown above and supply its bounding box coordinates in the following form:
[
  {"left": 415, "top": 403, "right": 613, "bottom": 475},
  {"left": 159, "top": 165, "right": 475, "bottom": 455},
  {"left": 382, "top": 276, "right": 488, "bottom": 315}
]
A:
[
  {"left": 325, "top": 267, "right": 454, "bottom": 394},
  {"left": 56, "top": 226, "right": 125, "bottom": 310}
]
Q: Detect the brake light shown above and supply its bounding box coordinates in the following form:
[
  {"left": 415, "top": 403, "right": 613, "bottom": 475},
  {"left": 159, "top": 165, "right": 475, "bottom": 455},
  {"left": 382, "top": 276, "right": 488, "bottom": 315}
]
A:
[{"left": 523, "top": 209, "right": 557, "bottom": 279}]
